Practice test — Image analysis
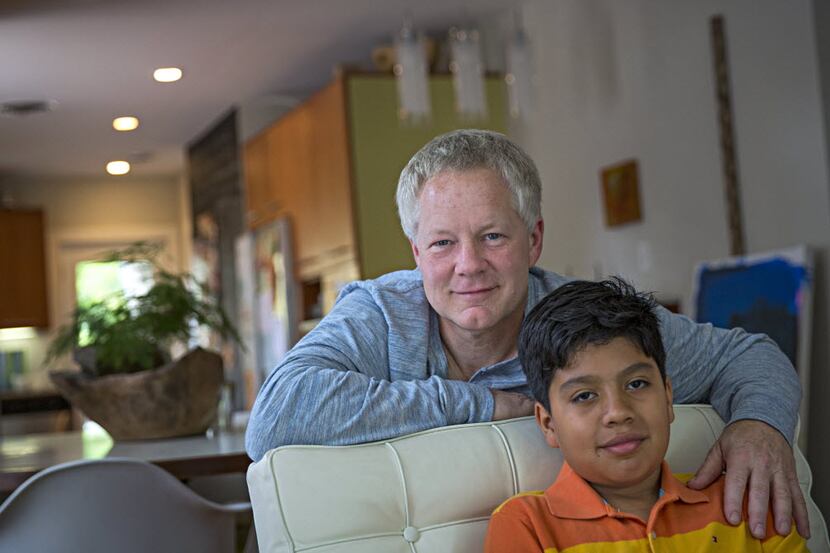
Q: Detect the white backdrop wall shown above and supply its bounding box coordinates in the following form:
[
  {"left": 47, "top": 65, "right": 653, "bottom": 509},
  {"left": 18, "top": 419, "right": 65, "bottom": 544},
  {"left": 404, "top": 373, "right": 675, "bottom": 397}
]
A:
[{"left": 510, "top": 0, "right": 830, "bottom": 514}]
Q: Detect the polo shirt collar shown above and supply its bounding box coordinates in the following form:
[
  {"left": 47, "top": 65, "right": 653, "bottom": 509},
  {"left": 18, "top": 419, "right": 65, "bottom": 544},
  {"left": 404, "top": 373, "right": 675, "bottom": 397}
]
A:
[{"left": 545, "top": 461, "right": 709, "bottom": 520}]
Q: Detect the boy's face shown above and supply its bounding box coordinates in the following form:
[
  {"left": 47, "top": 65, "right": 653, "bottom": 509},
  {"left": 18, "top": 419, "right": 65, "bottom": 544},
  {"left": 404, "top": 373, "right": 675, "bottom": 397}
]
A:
[{"left": 535, "top": 336, "right": 674, "bottom": 493}]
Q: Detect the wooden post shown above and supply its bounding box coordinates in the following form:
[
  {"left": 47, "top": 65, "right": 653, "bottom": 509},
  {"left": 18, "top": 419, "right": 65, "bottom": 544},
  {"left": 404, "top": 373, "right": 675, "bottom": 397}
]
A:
[{"left": 710, "top": 15, "right": 746, "bottom": 256}]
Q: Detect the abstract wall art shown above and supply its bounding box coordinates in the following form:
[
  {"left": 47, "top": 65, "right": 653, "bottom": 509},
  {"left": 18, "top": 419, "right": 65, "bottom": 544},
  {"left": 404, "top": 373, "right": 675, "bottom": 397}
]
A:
[{"left": 692, "top": 245, "right": 813, "bottom": 447}]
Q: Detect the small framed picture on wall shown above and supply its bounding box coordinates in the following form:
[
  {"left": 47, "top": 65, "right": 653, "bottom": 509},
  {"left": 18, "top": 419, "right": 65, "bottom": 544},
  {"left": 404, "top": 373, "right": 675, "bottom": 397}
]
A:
[{"left": 600, "top": 159, "right": 641, "bottom": 227}]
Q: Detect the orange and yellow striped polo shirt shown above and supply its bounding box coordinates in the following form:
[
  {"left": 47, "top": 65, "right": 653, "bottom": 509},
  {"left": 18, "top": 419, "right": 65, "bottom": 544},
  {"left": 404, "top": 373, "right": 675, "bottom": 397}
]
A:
[{"left": 485, "top": 461, "right": 808, "bottom": 552}]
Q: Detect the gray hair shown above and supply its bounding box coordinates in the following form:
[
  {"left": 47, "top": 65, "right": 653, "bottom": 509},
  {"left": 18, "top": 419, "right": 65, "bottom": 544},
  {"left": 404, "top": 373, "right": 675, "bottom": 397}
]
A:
[{"left": 396, "top": 129, "right": 542, "bottom": 240}]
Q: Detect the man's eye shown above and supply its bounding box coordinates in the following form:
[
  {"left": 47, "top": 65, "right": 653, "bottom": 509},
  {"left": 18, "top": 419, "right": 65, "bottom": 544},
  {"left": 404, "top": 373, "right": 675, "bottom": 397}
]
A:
[
  {"left": 627, "top": 379, "right": 649, "bottom": 391},
  {"left": 431, "top": 239, "right": 451, "bottom": 248},
  {"left": 573, "top": 391, "right": 596, "bottom": 403},
  {"left": 484, "top": 233, "right": 504, "bottom": 241}
]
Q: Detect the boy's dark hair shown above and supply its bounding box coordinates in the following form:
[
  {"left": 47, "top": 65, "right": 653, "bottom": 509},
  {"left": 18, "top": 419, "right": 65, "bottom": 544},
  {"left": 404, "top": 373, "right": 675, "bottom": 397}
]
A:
[{"left": 518, "top": 277, "right": 666, "bottom": 411}]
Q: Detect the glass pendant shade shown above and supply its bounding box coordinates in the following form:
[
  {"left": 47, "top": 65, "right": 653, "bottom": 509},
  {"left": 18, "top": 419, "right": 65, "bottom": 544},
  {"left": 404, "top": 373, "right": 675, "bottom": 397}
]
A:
[
  {"left": 394, "top": 22, "right": 431, "bottom": 122},
  {"left": 506, "top": 28, "right": 532, "bottom": 119},
  {"left": 449, "top": 27, "right": 487, "bottom": 119}
]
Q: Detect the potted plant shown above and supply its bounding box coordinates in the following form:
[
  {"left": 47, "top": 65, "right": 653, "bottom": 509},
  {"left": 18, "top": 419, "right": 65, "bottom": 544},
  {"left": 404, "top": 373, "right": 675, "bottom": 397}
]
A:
[{"left": 47, "top": 241, "right": 241, "bottom": 440}]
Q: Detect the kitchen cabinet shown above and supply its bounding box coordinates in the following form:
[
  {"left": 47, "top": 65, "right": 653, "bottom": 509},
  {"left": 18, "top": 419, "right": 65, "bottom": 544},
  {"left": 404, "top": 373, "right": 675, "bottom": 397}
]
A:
[
  {"left": 0, "top": 209, "right": 49, "bottom": 328},
  {"left": 242, "top": 130, "right": 274, "bottom": 225},
  {"left": 243, "top": 72, "right": 507, "bottom": 306}
]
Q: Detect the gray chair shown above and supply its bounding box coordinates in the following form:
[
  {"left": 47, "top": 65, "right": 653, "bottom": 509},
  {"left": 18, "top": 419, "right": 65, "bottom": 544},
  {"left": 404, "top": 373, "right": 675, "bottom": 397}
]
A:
[{"left": 0, "top": 457, "right": 251, "bottom": 553}]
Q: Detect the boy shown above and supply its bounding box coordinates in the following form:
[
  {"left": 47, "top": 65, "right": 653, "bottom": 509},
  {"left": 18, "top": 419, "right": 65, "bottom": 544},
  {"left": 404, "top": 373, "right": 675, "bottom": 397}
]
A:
[{"left": 484, "top": 278, "right": 807, "bottom": 552}]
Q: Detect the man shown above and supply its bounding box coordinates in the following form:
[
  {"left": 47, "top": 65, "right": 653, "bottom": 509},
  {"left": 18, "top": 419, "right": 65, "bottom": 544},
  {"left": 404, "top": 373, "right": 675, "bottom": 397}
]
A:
[{"left": 246, "top": 129, "right": 809, "bottom": 539}]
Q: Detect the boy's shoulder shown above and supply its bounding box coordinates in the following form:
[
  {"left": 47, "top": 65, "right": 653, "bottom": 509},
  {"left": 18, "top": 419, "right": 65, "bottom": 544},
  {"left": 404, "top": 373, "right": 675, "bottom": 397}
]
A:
[
  {"left": 492, "top": 489, "right": 548, "bottom": 518},
  {"left": 490, "top": 463, "right": 606, "bottom": 522},
  {"left": 485, "top": 487, "right": 563, "bottom": 553}
]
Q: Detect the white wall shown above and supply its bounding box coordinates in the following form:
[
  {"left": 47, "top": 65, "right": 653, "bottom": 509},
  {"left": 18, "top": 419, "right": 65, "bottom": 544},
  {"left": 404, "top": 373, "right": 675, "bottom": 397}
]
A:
[
  {"left": 512, "top": 0, "right": 830, "bottom": 513},
  {"left": 0, "top": 175, "right": 185, "bottom": 387}
]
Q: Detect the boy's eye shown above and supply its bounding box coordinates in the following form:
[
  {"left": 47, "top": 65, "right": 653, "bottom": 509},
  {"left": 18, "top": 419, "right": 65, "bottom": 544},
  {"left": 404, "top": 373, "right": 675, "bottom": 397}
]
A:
[
  {"left": 627, "top": 379, "right": 649, "bottom": 391},
  {"left": 572, "top": 391, "right": 596, "bottom": 403}
]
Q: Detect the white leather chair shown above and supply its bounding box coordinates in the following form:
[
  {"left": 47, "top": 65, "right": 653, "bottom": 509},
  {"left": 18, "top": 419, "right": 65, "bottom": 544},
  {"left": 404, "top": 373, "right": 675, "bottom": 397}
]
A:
[
  {"left": 248, "top": 404, "right": 829, "bottom": 553},
  {"left": 0, "top": 457, "right": 252, "bottom": 553}
]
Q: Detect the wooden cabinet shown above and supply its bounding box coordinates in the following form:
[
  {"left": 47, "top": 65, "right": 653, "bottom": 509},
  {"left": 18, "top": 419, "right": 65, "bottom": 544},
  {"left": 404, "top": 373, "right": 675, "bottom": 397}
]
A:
[
  {"left": 0, "top": 209, "right": 49, "bottom": 328},
  {"left": 244, "top": 77, "right": 357, "bottom": 273},
  {"left": 242, "top": 130, "right": 275, "bottom": 226},
  {"left": 243, "top": 72, "right": 507, "bottom": 290},
  {"left": 306, "top": 77, "right": 355, "bottom": 266}
]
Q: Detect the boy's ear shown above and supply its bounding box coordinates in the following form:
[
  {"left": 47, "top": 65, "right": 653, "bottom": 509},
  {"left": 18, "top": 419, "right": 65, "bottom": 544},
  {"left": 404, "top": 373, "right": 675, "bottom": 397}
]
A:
[
  {"left": 534, "top": 402, "right": 560, "bottom": 448},
  {"left": 665, "top": 375, "right": 675, "bottom": 423}
]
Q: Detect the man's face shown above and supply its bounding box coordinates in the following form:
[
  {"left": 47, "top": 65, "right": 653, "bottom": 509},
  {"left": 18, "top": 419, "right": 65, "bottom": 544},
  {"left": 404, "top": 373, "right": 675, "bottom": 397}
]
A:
[
  {"left": 536, "top": 337, "right": 674, "bottom": 495},
  {"left": 410, "top": 167, "right": 543, "bottom": 336}
]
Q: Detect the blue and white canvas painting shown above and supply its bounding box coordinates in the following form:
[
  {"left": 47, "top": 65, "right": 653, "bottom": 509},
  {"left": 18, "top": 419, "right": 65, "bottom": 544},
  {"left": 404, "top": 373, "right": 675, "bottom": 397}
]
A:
[
  {"left": 694, "top": 247, "right": 810, "bottom": 368},
  {"left": 692, "top": 245, "right": 812, "bottom": 447}
]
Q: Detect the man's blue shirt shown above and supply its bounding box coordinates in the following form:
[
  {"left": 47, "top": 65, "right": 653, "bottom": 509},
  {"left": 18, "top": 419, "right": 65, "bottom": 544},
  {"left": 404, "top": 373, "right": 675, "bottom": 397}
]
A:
[{"left": 246, "top": 268, "right": 800, "bottom": 461}]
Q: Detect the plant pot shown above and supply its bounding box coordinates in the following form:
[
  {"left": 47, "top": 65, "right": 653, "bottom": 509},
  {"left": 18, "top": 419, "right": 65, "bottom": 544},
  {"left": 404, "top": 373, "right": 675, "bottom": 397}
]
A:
[{"left": 50, "top": 347, "right": 224, "bottom": 440}]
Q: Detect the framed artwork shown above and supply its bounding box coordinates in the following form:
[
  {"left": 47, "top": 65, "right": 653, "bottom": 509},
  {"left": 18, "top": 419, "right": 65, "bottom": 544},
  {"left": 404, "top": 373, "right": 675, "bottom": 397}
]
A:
[
  {"left": 600, "top": 159, "right": 641, "bottom": 227},
  {"left": 692, "top": 245, "right": 813, "bottom": 449}
]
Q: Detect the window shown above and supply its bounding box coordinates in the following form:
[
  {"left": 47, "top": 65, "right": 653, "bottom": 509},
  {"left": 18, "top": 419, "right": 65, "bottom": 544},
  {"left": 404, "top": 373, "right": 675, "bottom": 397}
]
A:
[{"left": 74, "top": 260, "right": 153, "bottom": 346}]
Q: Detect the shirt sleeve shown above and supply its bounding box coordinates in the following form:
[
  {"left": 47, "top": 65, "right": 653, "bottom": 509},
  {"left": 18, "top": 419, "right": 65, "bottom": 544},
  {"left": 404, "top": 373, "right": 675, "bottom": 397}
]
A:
[
  {"left": 659, "top": 307, "right": 801, "bottom": 444},
  {"left": 485, "top": 506, "right": 545, "bottom": 553},
  {"left": 245, "top": 286, "right": 494, "bottom": 461}
]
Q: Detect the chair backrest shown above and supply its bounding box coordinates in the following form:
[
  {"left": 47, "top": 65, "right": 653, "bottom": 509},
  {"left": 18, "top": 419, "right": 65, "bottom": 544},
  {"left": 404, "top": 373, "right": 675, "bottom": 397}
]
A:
[
  {"left": 248, "top": 404, "right": 829, "bottom": 553},
  {"left": 0, "top": 457, "right": 249, "bottom": 553}
]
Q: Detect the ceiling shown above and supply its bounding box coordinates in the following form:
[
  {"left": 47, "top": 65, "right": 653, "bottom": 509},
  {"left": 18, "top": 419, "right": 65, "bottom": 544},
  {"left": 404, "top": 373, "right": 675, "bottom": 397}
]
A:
[{"left": 0, "top": 0, "right": 518, "bottom": 179}]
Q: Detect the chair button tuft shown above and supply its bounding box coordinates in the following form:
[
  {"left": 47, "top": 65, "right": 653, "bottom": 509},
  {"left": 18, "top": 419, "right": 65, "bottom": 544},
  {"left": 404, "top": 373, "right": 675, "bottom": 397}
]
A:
[{"left": 403, "top": 526, "right": 420, "bottom": 542}]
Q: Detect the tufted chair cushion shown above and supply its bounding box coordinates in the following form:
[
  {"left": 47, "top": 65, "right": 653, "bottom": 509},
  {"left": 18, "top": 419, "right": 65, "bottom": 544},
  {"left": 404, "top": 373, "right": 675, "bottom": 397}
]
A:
[{"left": 248, "top": 404, "right": 828, "bottom": 553}]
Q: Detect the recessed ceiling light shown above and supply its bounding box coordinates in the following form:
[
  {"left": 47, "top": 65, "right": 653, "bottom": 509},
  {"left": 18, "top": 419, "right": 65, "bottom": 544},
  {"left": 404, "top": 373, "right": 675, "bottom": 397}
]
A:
[
  {"left": 153, "top": 67, "right": 183, "bottom": 83},
  {"left": 112, "top": 116, "right": 139, "bottom": 131},
  {"left": 106, "top": 160, "right": 130, "bottom": 175}
]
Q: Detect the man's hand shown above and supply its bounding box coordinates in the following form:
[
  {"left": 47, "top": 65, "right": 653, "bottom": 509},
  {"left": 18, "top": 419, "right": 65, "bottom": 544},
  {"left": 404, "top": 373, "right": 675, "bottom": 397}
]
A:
[
  {"left": 688, "top": 419, "right": 810, "bottom": 540},
  {"left": 491, "top": 390, "right": 535, "bottom": 421}
]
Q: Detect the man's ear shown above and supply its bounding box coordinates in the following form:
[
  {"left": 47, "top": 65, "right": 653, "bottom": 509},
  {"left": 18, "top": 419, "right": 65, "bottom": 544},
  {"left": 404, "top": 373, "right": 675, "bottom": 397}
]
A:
[
  {"left": 409, "top": 238, "right": 421, "bottom": 267},
  {"left": 534, "top": 401, "right": 560, "bottom": 448},
  {"left": 528, "top": 219, "right": 544, "bottom": 267},
  {"left": 665, "top": 375, "right": 674, "bottom": 424}
]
